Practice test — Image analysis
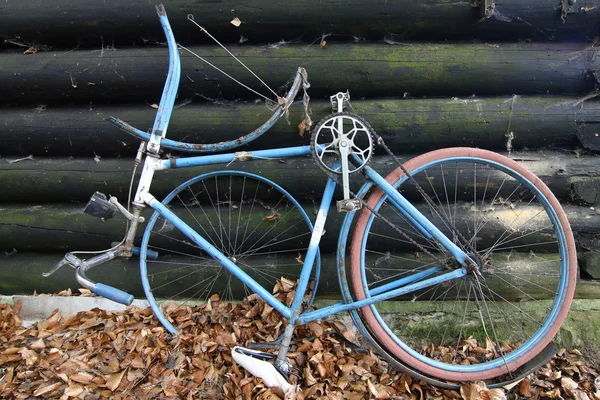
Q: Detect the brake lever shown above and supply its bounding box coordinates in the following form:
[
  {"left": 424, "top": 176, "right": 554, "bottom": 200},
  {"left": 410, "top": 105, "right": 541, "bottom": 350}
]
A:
[{"left": 42, "top": 255, "right": 77, "bottom": 277}]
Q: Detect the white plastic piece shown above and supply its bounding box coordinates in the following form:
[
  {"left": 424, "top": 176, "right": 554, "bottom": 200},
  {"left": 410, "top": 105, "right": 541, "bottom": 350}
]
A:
[{"left": 231, "top": 346, "right": 291, "bottom": 392}]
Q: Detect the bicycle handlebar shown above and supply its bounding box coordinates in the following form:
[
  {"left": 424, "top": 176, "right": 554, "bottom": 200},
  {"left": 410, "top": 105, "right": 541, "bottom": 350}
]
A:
[
  {"left": 63, "top": 250, "right": 134, "bottom": 306},
  {"left": 92, "top": 283, "right": 134, "bottom": 305}
]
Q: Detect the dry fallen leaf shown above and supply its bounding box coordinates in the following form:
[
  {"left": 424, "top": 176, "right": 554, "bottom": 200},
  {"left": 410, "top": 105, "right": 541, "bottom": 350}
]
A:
[
  {"left": 563, "top": 376, "right": 579, "bottom": 393},
  {"left": 64, "top": 383, "right": 85, "bottom": 397},
  {"left": 298, "top": 118, "right": 308, "bottom": 137},
  {"left": 32, "top": 381, "right": 62, "bottom": 397},
  {"left": 519, "top": 379, "right": 534, "bottom": 397},
  {"left": 105, "top": 370, "right": 126, "bottom": 391},
  {"left": 30, "top": 338, "right": 45, "bottom": 351},
  {"left": 461, "top": 383, "right": 482, "bottom": 400},
  {"left": 264, "top": 213, "right": 279, "bottom": 221},
  {"left": 542, "top": 388, "right": 563, "bottom": 399},
  {"left": 70, "top": 372, "right": 95, "bottom": 385},
  {"left": 572, "top": 389, "right": 592, "bottom": 400}
]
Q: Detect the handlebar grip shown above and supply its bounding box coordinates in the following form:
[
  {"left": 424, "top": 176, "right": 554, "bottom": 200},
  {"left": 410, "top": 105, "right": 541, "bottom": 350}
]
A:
[
  {"left": 132, "top": 246, "right": 159, "bottom": 260},
  {"left": 93, "top": 283, "right": 134, "bottom": 305}
]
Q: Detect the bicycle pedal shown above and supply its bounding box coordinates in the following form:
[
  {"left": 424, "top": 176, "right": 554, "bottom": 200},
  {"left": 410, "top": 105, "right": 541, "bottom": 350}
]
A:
[
  {"left": 84, "top": 192, "right": 118, "bottom": 219},
  {"left": 330, "top": 91, "right": 350, "bottom": 112},
  {"left": 232, "top": 347, "right": 291, "bottom": 391},
  {"left": 276, "top": 363, "right": 301, "bottom": 380}
]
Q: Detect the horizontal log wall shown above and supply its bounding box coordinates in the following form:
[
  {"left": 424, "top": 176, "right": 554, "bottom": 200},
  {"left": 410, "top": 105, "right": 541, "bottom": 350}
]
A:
[
  {"left": 1, "top": 151, "right": 599, "bottom": 203},
  {"left": 1, "top": 0, "right": 599, "bottom": 300},
  {"left": 1, "top": 43, "right": 599, "bottom": 105},
  {"left": 1, "top": 202, "right": 599, "bottom": 252},
  {"left": 1, "top": 0, "right": 598, "bottom": 47},
  {"left": 2, "top": 252, "right": 599, "bottom": 299},
  {"left": 2, "top": 96, "right": 600, "bottom": 156}
]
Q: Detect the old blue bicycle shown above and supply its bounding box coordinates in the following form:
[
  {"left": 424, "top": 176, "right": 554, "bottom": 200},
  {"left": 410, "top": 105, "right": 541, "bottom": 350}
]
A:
[{"left": 45, "top": 4, "right": 577, "bottom": 389}]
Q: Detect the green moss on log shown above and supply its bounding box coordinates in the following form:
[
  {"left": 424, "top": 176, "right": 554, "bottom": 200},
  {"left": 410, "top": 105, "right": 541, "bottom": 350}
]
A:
[
  {"left": 3, "top": 151, "right": 599, "bottom": 203},
  {"left": 2, "top": 96, "right": 600, "bottom": 157},
  {"left": 1, "top": 43, "right": 597, "bottom": 105}
]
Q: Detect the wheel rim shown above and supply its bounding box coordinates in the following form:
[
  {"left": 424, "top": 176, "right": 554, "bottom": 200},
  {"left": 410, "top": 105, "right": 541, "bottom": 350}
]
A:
[
  {"left": 140, "top": 171, "right": 320, "bottom": 334},
  {"left": 352, "top": 152, "right": 573, "bottom": 378}
]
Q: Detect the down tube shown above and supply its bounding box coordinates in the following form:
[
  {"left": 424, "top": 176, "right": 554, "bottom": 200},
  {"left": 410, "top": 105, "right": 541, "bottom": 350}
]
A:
[{"left": 144, "top": 196, "right": 292, "bottom": 320}]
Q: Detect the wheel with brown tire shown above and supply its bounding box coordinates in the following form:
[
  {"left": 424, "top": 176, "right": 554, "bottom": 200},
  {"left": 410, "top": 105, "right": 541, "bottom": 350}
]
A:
[{"left": 349, "top": 147, "right": 576, "bottom": 382}]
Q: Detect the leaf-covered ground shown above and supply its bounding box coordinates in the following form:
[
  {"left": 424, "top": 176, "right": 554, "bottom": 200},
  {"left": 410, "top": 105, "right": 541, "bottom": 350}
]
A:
[{"left": 1, "top": 287, "right": 599, "bottom": 399}]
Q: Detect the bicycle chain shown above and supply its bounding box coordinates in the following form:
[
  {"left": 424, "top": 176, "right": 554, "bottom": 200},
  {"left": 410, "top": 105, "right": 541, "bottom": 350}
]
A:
[
  {"left": 348, "top": 184, "right": 449, "bottom": 267},
  {"left": 371, "top": 132, "right": 480, "bottom": 265}
]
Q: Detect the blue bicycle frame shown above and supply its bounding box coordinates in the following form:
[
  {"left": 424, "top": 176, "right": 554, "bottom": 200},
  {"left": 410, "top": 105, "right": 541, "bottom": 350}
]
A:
[
  {"left": 103, "top": 5, "right": 475, "bottom": 328},
  {"left": 43, "top": 3, "right": 480, "bottom": 376},
  {"left": 136, "top": 146, "right": 471, "bottom": 328},
  {"left": 46, "top": 4, "right": 571, "bottom": 389}
]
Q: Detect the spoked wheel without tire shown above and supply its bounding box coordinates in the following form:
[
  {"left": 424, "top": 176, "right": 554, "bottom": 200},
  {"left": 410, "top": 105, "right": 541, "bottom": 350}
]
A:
[
  {"left": 349, "top": 148, "right": 576, "bottom": 382},
  {"left": 140, "top": 171, "right": 319, "bottom": 334}
]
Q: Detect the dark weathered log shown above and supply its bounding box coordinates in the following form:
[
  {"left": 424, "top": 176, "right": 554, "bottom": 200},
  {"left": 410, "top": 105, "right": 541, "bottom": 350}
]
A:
[
  {"left": 0, "top": 203, "right": 342, "bottom": 253},
  {"left": 2, "top": 97, "right": 600, "bottom": 157},
  {"left": 579, "top": 251, "right": 600, "bottom": 279},
  {"left": 0, "top": 0, "right": 598, "bottom": 48},
  {"left": 0, "top": 252, "right": 337, "bottom": 299},
  {"left": 576, "top": 122, "right": 600, "bottom": 151},
  {"left": 1, "top": 43, "right": 598, "bottom": 105},
  {"left": 1, "top": 151, "right": 599, "bottom": 203},
  {"left": 0, "top": 202, "right": 597, "bottom": 253},
  {"left": 1, "top": 251, "right": 597, "bottom": 300}
]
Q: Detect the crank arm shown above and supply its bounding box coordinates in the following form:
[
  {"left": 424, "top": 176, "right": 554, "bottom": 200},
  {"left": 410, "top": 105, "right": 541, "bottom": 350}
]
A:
[{"left": 338, "top": 134, "right": 352, "bottom": 200}]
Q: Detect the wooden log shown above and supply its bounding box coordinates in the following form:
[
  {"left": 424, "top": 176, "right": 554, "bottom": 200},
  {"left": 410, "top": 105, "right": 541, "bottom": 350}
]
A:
[
  {"left": 0, "top": 202, "right": 596, "bottom": 253},
  {"left": 1, "top": 43, "right": 598, "bottom": 105},
  {"left": 0, "top": 252, "right": 338, "bottom": 299},
  {"left": 2, "top": 97, "right": 600, "bottom": 157},
  {"left": 1, "top": 151, "right": 599, "bottom": 204},
  {"left": 579, "top": 251, "right": 600, "bottom": 280},
  {"left": 1, "top": 251, "right": 597, "bottom": 300},
  {"left": 0, "top": 0, "right": 598, "bottom": 48},
  {"left": 0, "top": 203, "right": 342, "bottom": 253}
]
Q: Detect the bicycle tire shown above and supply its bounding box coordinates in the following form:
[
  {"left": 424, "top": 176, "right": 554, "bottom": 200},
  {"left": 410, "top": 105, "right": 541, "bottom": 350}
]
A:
[
  {"left": 349, "top": 147, "right": 576, "bottom": 381},
  {"left": 140, "top": 170, "right": 320, "bottom": 334}
]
